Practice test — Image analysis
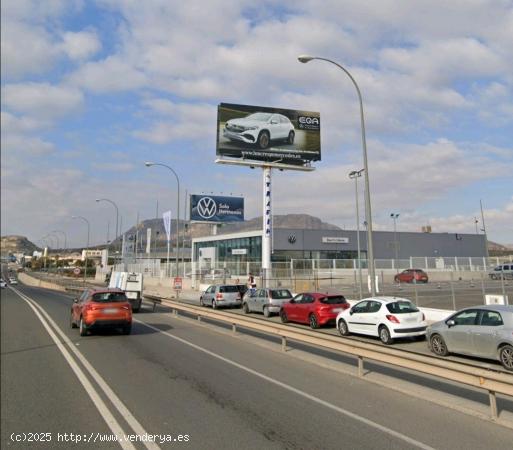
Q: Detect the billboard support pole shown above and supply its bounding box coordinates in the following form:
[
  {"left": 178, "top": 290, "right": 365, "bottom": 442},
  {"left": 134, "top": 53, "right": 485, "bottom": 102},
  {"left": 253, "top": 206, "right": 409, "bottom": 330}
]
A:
[{"left": 262, "top": 166, "right": 272, "bottom": 289}]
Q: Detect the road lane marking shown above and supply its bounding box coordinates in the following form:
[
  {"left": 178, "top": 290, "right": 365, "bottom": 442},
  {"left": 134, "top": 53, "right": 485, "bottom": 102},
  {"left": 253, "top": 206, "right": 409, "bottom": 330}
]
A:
[
  {"left": 10, "top": 287, "right": 160, "bottom": 450},
  {"left": 135, "top": 318, "right": 435, "bottom": 450}
]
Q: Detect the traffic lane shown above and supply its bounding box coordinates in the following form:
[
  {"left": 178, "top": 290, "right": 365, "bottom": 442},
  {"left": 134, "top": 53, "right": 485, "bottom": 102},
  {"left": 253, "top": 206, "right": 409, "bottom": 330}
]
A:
[
  {"left": 24, "top": 285, "right": 513, "bottom": 450},
  {"left": 22, "top": 286, "right": 417, "bottom": 450},
  {"left": 0, "top": 287, "right": 118, "bottom": 449},
  {"left": 175, "top": 297, "right": 510, "bottom": 372}
]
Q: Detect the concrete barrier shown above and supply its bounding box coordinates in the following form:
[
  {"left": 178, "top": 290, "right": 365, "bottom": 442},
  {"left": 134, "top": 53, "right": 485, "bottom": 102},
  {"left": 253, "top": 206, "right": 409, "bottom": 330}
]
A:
[{"left": 18, "top": 273, "right": 67, "bottom": 292}]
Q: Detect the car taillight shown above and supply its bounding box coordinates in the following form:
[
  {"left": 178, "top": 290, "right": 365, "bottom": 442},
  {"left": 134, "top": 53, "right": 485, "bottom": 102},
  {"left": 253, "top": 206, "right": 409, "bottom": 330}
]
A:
[
  {"left": 216, "top": 293, "right": 223, "bottom": 299},
  {"left": 122, "top": 306, "right": 130, "bottom": 310},
  {"left": 343, "top": 303, "right": 350, "bottom": 309},
  {"left": 85, "top": 304, "right": 98, "bottom": 311},
  {"left": 386, "top": 314, "right": 400, "bottom": 323}
]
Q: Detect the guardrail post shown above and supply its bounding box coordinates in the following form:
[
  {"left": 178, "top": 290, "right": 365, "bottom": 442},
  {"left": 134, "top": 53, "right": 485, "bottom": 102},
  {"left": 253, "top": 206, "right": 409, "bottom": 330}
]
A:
[
  {"left": 358, "top": 356, "right": 364, "bottom": 377},
  {"left": 232, "top": 323, "right": 237, "bottom": 334},
  {"left": 281, "top": 336, "right": 287, "bottom": 352},
  {"left": 197, "top": 315, "right": 202, "bottom": 323},
  {"left": 450, "top": 272, "right": 456, "bottom": 310},
  {"left": 489, "top": 390, "right": 498, "bottom": 419}
]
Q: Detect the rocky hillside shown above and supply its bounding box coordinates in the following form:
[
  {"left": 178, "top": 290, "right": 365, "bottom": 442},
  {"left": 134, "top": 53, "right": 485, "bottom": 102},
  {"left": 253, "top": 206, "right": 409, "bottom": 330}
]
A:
[{"left": 1, "top": 235, "right": 40, "bottom": 255}]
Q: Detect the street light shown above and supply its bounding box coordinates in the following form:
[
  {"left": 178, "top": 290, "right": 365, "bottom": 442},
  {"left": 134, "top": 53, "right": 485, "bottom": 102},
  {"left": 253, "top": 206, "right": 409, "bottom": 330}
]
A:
[
  {"left": 349, "top": 169, "right": 364, "bottom": 299},
  {"left": 72, "top": 215, "right": 90, "bottom": 284},
  {"left": 390, "top": 213, "right": 400, "bottom": 267},
  {"left": 298, "top": 54, "right": 377, "bottom": 295},
  {"left": 52, "top": 230, "right": 67, "bottom": 251},
  {"left": 96, "top": 198, "right": 119, "bottom": 256},
  {"left": 145, "top": 162, "right": 181, "bottom": 277}
]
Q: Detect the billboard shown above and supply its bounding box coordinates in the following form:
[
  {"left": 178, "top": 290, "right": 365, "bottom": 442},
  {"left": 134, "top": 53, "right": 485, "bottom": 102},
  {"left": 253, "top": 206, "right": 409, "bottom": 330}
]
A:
[
  {"left": 190, "top": 195, "right": 244, "bottom": 223},
  {"left": 217, "top": 103, "right": 321, "bottom": 165}
]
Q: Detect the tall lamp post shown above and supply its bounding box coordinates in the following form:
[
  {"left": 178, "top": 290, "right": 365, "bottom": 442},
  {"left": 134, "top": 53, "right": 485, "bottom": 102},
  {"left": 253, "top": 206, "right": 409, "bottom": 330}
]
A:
[
  {"left": 72, "top": 215, "right": 90, "bottom": 284},
  {"left": 390, "top": 213, "right": 400, "bottom": 267},
  {"left": 96, "top": 198, "right": 119, "bottom": 257},
  {"left": 52, "top": 230, "right": 67, "bottom": 251},
  {"left": 145, "top": 162, "right": 181, "bottom": 277},
  {"left": 349, "top": 169, "right": 364, "bottom": 299},
  {"left": 298, "top": 55, "right": 377, "bottom": 295}
]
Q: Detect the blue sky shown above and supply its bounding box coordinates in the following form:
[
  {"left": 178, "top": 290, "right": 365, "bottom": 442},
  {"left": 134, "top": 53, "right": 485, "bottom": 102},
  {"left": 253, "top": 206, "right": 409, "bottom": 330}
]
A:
[{"left": 1, "top": 0, "right": 512, "bottom": 248}]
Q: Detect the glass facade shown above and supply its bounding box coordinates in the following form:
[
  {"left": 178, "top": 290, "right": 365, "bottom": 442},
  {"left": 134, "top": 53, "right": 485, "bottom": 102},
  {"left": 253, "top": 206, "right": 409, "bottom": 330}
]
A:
[{"left": 194, "top": 236, "right": 366, "bottom": 263}]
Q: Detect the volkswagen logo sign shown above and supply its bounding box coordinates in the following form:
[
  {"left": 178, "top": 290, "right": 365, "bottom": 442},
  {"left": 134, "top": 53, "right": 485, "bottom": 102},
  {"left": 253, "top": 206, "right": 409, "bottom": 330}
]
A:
[
  {"left": 197, "top": 197, "right": 217, "bottom": 219},
  {"left": 288, "top": 235, "right": 297, "bottom": 244}
]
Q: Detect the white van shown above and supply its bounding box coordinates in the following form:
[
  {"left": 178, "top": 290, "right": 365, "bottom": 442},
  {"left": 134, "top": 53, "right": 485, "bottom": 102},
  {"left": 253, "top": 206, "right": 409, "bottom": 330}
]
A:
[{"left": 109, "top": 272, "right": 143, "bottom": 312}]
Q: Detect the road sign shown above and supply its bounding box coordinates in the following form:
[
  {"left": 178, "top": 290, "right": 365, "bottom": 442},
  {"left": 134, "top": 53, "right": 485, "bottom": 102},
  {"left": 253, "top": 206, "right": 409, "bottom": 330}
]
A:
[
  {"left": 173, "top": 277, "right": 182, "bottom": 290},
  {"left": 73, "top": 267, "right": 81, "bottom": 275}
]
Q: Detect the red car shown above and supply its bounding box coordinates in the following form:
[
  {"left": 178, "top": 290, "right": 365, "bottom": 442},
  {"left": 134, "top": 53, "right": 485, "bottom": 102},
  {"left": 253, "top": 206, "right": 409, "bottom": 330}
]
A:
[
  {"left": 71, "top": 288, "right": 132, "bottom": 336},
  {"left": 394, "top": 269, "right": 428, "bottom": 284},
  {"left": 279, "top": 293, "right": 350, "bottom": 329}
]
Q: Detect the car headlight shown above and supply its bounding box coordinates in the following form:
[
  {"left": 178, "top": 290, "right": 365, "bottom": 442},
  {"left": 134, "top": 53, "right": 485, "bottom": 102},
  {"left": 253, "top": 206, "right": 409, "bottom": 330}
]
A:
[{"left": 245, "top": 126, "right": 258, "bottom": 130}]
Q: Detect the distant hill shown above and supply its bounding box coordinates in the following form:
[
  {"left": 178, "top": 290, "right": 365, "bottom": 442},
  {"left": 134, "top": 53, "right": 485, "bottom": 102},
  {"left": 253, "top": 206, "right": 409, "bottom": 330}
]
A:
[
  {"left": 112, "top": 214, "right": 341, "bottom": 247},
  {"left": 1, "top": 235, "right": 40, "bottom": 255}
]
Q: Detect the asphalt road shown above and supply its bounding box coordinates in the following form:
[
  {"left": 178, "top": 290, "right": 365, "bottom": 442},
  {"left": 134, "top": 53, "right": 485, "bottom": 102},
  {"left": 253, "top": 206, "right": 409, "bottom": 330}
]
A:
[{"left": 2, "top": 283, "right": 513, "bottom": 449}]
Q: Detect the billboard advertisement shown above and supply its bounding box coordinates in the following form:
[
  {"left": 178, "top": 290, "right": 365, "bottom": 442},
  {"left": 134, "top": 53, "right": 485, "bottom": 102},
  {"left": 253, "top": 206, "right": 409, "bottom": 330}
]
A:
[
  {"left": 190, "top": 195, "right": 244, "bottom": 223},
  {"left": 217, "top": 103, "right": 321, "bottom": 165}
]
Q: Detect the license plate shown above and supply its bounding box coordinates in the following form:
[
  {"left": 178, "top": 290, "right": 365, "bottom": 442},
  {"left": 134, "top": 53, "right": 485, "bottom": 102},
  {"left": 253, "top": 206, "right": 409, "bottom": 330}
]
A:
[{"left": 103, "top": 308, "right": 118, "bottom": 314}]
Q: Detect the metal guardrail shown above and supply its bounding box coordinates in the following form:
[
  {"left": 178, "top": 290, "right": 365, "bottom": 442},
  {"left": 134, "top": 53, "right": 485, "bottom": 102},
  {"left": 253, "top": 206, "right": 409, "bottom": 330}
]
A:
[{"left": 153, "top": 297, "right": 512, "bottom": 420}]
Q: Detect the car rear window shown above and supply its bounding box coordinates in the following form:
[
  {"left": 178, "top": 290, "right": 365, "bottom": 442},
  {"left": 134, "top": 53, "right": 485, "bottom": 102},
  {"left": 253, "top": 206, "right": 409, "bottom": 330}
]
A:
[
  {"left": 270, "top": 289, "right": 292, "bottom": 299},
  {"left": 386, "top": 301, "right": 419, "bottom": 313},
  {"left": 92, "top": 292, "right": 128, "bottom": 303},
  {"left": 220, "top": 285, "right": 239, "bottom": 293},
  {"left": 320, "top": 295, "right": 347, "bottom": 305}
]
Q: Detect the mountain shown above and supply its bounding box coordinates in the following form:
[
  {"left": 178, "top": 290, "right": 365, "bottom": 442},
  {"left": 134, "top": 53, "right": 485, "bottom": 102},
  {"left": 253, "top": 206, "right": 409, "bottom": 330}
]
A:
[{"left": 0, "top": 235, "right": 40, "bottom": 255}]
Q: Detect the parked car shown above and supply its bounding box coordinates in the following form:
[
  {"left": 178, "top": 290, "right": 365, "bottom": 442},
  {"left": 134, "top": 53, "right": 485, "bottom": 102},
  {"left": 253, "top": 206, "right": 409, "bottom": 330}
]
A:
[
  {"left": 224, "top": 112, "right": 295, "bottom": 149},
  {"left": 394, "top": 269, "right": 428, "bottom": 284},
  {"left": 199, "top": 285, "right": 242, "bottom": 309},
  {"left": 8, "top": 277, "right": 18, "bottom": 285},
  {"left": 70, "top": 288, "right": 132, "bottom": 336},
  {"left": 280, "top": 293, "right": 349, "bottom": 329},
  {"left": 243, "top": 288, "right": 293, "bottom": 317},
  {"left": 427, "top": 305, "right": 513, "bottom": 370},
  {"left": 0, "top": 279, "right": 7, "bottom": 288},
  {"left": 488, "top": 264, "right": 513, "bottom": 280},
  {"left": 336, "top": 297, "right": 427, "bottom": 345}
]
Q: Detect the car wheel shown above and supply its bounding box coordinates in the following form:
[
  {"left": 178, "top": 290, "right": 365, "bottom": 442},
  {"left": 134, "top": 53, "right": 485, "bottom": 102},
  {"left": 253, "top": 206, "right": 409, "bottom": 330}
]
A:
[
  {"left": 79, "top": 317, "right": 88, "bottom": 336},
  {"left": 337, "top": 319, "right": 350, "bottom": 336},
  {"left": 199, "top": 297, "right": 205, "bottom": 307},
  {"left": 490, "top": 274, "right": 497, "bottom": 280},
  {"left": 70, "top": 312, "right": 77, "bottom": 329},
  {"left": 379, "top": 325, "right": 393, "bottom": 345},
  {"left": 309, "top": 313, "right": 319, "bottom": 329},
  {"left": 287, "top": 130, "right": 295, "bottom": 145},
  {"left": 242, "top": 302, "right": 249, "bottom": 314},
  {"left": 212, "top": 300, "right": 217, "bottom": 310},
  {"left": 263, "top": 306, "right": 271, "bottom": 318},
  {"left": 394, "top": 276, "right": 400, "bottom": 283},
  {"left": 257, "top": 130, "right": 270, "bottom": 149},
  {"left": 430, "top": 334, "right": 449, "bottom": 356},
  {"left": 122, "top": 324, "right": 132, "bottom": 335},
  {"left": 280, "top": 309, "right": 288, "bottom": 323},
  {"left": 499, "top": 345, "right": 513, "bottom": 371}
]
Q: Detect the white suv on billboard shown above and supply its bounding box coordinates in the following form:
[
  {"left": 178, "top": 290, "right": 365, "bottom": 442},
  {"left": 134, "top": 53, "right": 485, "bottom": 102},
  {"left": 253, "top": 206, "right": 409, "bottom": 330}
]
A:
[{"left": 223, "top": 112, "right": 295, "bottom": 149}]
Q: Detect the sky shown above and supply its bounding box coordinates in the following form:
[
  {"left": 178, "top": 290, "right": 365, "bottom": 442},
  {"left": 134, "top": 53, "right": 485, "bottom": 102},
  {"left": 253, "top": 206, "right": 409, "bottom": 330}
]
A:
[{"left": 1, "top": 0, "right": 512, "bottom": 249}]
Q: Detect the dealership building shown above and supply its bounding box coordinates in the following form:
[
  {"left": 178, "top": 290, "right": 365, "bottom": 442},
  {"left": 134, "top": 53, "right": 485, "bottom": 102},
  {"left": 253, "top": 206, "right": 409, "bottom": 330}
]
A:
[{"left": 192, "top": 228, "right": 487, "bottom": 266}]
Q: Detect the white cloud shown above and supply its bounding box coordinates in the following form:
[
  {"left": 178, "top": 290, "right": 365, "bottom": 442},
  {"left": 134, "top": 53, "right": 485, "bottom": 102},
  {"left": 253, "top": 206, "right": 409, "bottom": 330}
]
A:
[
  {"left": 2, "top": 82, "right": 84, "bottom": 120},
  {"left": 60, "top": 30, "right": 102, "bottom": 61}
]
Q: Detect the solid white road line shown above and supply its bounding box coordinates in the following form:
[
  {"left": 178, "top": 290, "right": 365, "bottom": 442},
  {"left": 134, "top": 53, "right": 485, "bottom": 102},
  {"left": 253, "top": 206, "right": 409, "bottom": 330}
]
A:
[
  {"left": 135, "top": 318, "right": 436, "bottom": 450},
  {"left": 11, "top": 287, "right": 160, "bottom": 450}
]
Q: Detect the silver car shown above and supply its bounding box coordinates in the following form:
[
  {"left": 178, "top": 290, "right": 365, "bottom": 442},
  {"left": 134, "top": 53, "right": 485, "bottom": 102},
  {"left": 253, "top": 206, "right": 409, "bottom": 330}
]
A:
[
  {"left": 427, "top": 305, "right": 513, "bottom": 370},
  {"left": 199, "top": 285, "right": 242, "bottom": 309},
  {"left": 488, "top": 263, "right": 513, "bottom": 280},
  {"left": 242, "top": 288, "right": 293, "bottom": 317}
]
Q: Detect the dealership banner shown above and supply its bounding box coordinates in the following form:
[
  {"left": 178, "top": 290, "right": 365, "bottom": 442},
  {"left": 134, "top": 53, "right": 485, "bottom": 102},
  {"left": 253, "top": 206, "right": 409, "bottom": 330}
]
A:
[
  {"left": 190, "top": 195, "right": 244, "bottom": 223},
  {"left": 216, "top": 103, "right": 321, "bottom": 165},
  {"left": 162, "top": 210, "right": 172, "bottom": 242}
]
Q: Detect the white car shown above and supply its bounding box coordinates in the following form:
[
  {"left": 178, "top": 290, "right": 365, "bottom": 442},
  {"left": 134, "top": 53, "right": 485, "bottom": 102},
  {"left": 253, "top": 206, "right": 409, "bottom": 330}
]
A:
[
  {"left": 336, "top": 297, "right": 427, "bottom": 345},
  {"left": 8, "top": 277, "right": 18, "bottom": 285},
  {"left": 223, "top": 112, "right": 295, "bottom": 149},
  {"left": 0, "top": 279, "right": 7, "bottom": 288}
]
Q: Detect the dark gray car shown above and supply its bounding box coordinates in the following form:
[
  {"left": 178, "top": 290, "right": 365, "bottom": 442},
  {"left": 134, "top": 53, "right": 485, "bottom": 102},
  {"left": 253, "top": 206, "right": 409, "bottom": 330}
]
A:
[
  {"left": 427, "top": 305, "right": 513, "bottom": 370},
  {"left": 199, "top": 284, "right": 242, "bottom": 309},
  {"left": 242, "top": 288, "right": 293, "bottom": 317}
]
